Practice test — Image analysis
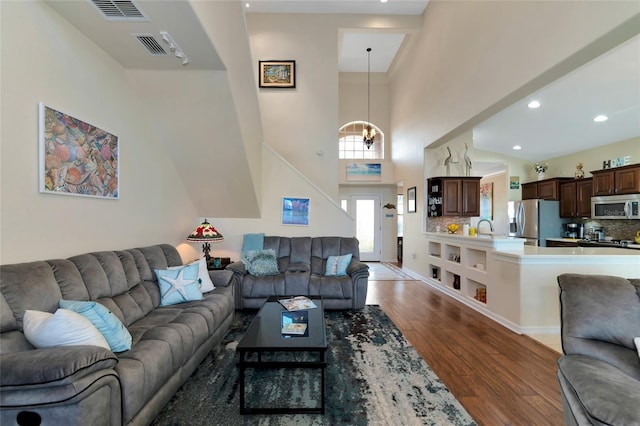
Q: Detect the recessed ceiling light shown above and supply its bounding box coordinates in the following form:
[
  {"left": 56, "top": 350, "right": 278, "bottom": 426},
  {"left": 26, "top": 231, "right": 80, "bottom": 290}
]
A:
[
  {"left": 513, "top": 145, "right": 522, "bottom": 150},
  {"left": 593, "top": 115, "right": 608, "bottom": 122},
  {"left": 380, "top": 0, "right": 389, "bottom": 3},
  {"left": 245, "top": 2, "right": 250, "bottom": 8},
  {"left": 527, "top": 101, "right": 541, "bottom": 109}
]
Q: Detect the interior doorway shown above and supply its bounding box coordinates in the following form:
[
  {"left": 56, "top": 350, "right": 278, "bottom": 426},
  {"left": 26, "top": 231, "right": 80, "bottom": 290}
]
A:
[{"left": 352, "top": 195, "right": 381, "bottom": 261}]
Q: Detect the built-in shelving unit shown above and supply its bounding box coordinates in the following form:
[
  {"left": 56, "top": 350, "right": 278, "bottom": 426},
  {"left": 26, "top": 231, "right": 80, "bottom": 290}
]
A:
[{"left": 423, "top": 232, "right": 525, "bottom": 326}]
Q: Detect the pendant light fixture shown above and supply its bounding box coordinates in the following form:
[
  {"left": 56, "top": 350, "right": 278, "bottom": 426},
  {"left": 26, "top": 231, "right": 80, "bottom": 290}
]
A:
[{"left": 363, "top": 47, "right": 376, "bottom": 149}]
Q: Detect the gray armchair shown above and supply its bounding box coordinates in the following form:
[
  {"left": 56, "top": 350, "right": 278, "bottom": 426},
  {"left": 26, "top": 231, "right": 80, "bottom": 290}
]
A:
[{"left": 556, "top": 273, "right": 640, "bottom": 426}]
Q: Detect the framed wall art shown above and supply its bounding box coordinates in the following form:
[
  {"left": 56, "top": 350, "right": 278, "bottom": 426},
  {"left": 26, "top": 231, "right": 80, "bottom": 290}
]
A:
[
  {"left": 346, "top": 163, "right": 381, "bottom": 182},
  {"left": 480, "top": 182, "right": 493, "bottom": 220},
  {"left": 282, "top": 197, "right": 309, "bottom": 226},
  {"left": 407, "top": 186, "right": 417, "bottom": 213},
  {"left": 259, "top": 60, "right": 296, "bottom": 88},
  {"left": 39, "top": 103, "right": 119, "bottom": 199}
]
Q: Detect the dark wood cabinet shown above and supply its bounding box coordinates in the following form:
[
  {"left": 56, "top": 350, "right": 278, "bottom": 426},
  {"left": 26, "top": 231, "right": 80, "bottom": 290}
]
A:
[
  {"left": 591, "top": 164, "right": 640, "bottom": 196},
  {"left": 546, "top": 239, "right": 578, "bottom": 248},
  {"left": 427, "top": 177, "right": 481, "bottom": 217},
  {"left": 522, "top": 178, "right": 572, "bottom": 201},
  {"left": 560, "top": 178, "right": 592, "bottom": 218},
  {"left": 522, "top": 182, "right": 538, "bottom": 200}
]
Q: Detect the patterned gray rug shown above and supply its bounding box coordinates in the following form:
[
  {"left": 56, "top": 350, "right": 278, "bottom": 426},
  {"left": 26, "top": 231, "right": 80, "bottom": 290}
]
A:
[{"left": 151, "top": 305, "right": 476, "bottom": 426}]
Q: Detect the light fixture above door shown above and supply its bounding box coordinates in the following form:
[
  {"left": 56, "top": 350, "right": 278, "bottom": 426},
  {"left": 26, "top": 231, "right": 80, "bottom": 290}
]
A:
[{"left": 363, "top": 47, "right": 376, "bottom": 149}]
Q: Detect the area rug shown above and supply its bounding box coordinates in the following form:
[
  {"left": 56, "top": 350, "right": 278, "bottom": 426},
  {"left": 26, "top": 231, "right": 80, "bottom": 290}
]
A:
[{"left": 151, "top": 306, "right": 476, "bottom": 426}]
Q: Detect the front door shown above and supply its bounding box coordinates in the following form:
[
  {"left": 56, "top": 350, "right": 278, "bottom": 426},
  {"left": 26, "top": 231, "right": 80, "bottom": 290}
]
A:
[{"left": 353, "top": 195, "right": 381, "bottom": 261}]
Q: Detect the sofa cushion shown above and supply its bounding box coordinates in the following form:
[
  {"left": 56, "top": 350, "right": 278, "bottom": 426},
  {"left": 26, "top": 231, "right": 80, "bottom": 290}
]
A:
[
  {"left": 155, "top": 263, "right": 203, "bottom": 306},
  {"left": 23, "top": 309, "right": 110, "bottom": 350},
  {"left": 325, "top": 254, "right": 352, "bottom": 276},
  {"left": 59, "top": 299, "right": 132, "bottom": 352},
  {"left": 557, "top": 354, "right": 640, "bottom": 426},
  {"left": 244, "top": 249, "right": 280, "bottom": 276}
]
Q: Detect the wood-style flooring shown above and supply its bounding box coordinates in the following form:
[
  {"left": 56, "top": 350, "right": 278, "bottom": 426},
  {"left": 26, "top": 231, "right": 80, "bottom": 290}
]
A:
[{"left": 366, "top": 271, "right": 564, "bottom": 425}]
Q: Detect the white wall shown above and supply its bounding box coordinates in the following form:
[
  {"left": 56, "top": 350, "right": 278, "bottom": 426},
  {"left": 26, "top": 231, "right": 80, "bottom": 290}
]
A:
[
  {"left": 197, "top": 145, "right": 355, "bottom": 262},
  {"left": 390, "top": 1, "right": 639, "bottom": 278},
  {"left": 247, "top": 13, "right": 341, "bottom": 200},
  {"left": 0, "top": 1, "right": 198, "bottom": 264}
]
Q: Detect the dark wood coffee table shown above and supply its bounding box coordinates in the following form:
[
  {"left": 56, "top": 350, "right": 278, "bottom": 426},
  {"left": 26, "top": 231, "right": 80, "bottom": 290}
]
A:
[{"left": 236, "top": 296, "right": 327, "bottom": 414}]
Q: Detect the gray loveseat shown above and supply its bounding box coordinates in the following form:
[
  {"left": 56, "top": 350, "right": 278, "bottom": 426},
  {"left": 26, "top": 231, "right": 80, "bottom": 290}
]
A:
[
  {"left": 556, "top": 273, "right": 640, "bottom": 426},
  {"left": 228, "top": 236, "right": 369, "bottom": 310},
  {"left": 0, "top": 244, "right": 236, "bottom": 426}
]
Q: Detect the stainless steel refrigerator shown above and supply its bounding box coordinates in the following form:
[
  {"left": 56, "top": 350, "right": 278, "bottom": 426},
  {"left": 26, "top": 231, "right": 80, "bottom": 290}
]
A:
[{"left": 508, "top": 200, "right": 569, "bottom": 246}]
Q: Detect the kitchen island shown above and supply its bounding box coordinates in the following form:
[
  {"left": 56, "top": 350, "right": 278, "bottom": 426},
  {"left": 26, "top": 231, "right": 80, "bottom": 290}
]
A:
[{"left": 423, "top": 232, "right": 640, "bottom": 336}]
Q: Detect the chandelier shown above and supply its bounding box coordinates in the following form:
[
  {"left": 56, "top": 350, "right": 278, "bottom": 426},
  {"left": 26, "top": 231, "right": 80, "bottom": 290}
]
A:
[{"left": 363, "top": 47, "right": 376, "bottom": 149}]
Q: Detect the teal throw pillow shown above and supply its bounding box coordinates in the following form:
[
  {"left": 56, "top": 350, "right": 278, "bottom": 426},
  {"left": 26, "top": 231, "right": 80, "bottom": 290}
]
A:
[
  {"left": 325, "top": 254, "right": 352, "bottom": 276},
  {"left": 155, "top": 262, "right": 203, "bottom": 306},
  {"left": 59, "top": 299, "right": 132, "bottom": 352},
  {"left": 244, "top": 249, "right": 280, "bottom": 276}
]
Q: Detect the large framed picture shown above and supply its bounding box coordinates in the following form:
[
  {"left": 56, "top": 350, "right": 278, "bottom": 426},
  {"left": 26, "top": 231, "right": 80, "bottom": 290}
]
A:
[
  {"left": 39, "top": 103, "right": 119, "bottom": 199},
  {"left": 259, "top": 60, "right": 296, "bottom": 88},
  {"left": 282, "top": 197, "right": 309, "bottom": 226},
  {"left": 407, "top": 186, "right": 417, "bottom": 213}
]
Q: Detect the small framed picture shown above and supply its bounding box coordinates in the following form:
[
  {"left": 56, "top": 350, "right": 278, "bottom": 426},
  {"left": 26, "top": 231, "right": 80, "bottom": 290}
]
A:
[
  {"left": 282, "top": 197, "right": 309, "bottom": 226},
  {"left": 259, "top": 60, "right": 296, "bottom": 88},
  {"left": 407, "top": 186, "right": 417, "bottom": 213}
]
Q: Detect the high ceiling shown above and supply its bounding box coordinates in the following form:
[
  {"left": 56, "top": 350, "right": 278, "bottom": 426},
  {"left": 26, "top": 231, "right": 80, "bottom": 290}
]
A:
[{"left": 46, "top": 0, "right": 639, "bottom": 164}]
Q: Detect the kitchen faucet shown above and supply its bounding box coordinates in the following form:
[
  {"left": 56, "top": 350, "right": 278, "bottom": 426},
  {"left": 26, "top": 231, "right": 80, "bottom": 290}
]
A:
[{"left": 477, "top": 219, "right": 494, "bottom": 235}]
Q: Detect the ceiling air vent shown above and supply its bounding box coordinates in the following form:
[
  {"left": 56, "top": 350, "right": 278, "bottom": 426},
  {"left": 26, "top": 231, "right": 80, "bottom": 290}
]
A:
[
  {"left": 90, "top": 0, "right": 147, "bottom": 21},
  {"left": 134, "top": 34, "right": 167, "bottom": 55}
]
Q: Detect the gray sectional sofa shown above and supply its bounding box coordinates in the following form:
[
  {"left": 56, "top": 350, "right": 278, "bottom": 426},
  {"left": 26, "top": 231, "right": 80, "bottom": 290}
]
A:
[
  {"left": 0, "top": 244, "right": 236, "bottom": 426},
  {"left": 228, "top": 236, "right": 369, "bottom": 310},
  {"left": 556, "top": 273, "right": 640, "bottom": 426}
]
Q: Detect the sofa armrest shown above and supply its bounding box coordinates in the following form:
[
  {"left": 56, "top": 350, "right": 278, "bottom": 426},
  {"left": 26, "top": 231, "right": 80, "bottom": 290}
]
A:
[
  {"left": 347, "top": 261, "right": 369, "bottom": 276},
  {"left": 208, "top": 269, "right": 234, "bottom": 287},
  {"left": 287, "top": 263, "right": 310, "bottom": 273},
  {"left": 226, "top": 261, "right": 246, "bottom": 275},
  {"left": 0, "top": 346, "right": 117, "bottom": 387}
]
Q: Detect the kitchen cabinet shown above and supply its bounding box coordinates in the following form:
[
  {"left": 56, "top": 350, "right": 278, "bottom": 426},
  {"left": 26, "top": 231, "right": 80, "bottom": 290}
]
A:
[
  {"left": 522, "top": 178, "right": 573, "bottom": 201},
  {"left": 546, "top": 239, "right": 579, "bottom": 247},
  {"left": 522, "top": 182, "right": 538, "bottom": 200},
  {"left": 560, "top": 178, "right": 593, "bottom": 218},
  {"left": 427, "top": 177, "right": 481, "bottom": 217},
  {"left": 591, "top": 163, "right": 640, "bottom": 196}
]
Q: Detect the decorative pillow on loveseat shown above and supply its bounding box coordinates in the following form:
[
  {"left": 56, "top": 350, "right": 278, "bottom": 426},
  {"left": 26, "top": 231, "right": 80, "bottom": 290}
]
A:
[
  {"left": 325, "top": 253, "right": 352, "bottom": 276},
  {"left": 154, "top": 262, "right": 203, "bottom": 306},
  {"left": 59, "top": 299, "right": 132, "bottom": 352},
  {"left": 243, "top": 249, "right": 280, "bottom": 276}
]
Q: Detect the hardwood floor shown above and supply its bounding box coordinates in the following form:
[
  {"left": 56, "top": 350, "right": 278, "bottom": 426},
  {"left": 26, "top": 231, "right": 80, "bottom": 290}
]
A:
[{"left": 366, "top": 278, "right": 564, "bottom": 425}]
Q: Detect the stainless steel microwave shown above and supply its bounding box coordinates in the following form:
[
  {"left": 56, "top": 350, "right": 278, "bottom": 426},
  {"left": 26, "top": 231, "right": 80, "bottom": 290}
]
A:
[{"left": 591, "top": 194, "right": 640, "bottom": 219}]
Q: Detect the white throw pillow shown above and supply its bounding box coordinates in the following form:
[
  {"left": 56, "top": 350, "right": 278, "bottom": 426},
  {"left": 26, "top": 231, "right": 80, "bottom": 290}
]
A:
[
  {"left": 635, "top": 337, "right": 640, "bottom": 360},
  {"left": 23, "top": 309, "right": 110, "bottom": 350},
  {"left": 169, "top": 257, "right": 215, "bottom": 293}
]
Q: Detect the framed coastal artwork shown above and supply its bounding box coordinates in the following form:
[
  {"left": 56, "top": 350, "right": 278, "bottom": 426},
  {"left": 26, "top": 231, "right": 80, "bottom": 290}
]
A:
[
  {"left": 346, "top": 163, "right": 381, "bottom": 182},
  {"left": 39, "top": 103, "right": 119, "bottom": 199},
  {"left": 480, "top": 182, "right": 493, "bottom": 220},
  {"left": 282, "top": 197, "right": 310, "bottom": 226},
  {"left": 259, "top": 60, "right": 296, "bottom": 88}
]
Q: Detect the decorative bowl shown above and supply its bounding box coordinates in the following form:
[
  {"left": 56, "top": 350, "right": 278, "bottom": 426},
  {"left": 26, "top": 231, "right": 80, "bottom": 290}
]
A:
[{"left": 447, "top": 224, "right": 459, "bottom": 234}]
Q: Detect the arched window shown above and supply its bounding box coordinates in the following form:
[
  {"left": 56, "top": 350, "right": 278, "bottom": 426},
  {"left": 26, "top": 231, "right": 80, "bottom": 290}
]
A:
[{"left": 339, "top": 121, "right": 384, "bottom": 160}]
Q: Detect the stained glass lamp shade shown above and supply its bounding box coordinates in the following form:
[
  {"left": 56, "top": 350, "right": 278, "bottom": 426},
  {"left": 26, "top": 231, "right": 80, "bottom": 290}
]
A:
[{"left": 186, "top": 219, "right": 223, "bottom": 261}]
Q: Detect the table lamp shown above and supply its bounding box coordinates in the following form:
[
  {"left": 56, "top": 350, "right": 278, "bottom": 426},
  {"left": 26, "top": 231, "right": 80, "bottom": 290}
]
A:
[{"left": 186, "top": 219, "right": 224, "bottom": 262}]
